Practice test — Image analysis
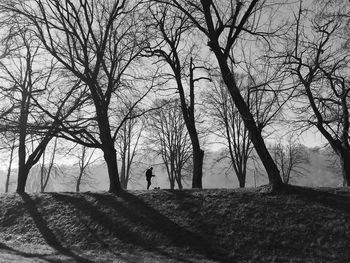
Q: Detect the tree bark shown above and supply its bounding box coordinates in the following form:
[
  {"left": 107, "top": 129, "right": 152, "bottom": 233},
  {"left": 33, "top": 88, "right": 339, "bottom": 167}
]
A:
[
  {"left": 102, "top": 144, "right": 121, "bottom": 193},
  {"left": 16, "top": 165, "right": 30, "bottom": 193},
  {"left": 176, "top": 174, "right": 183, "bottom": 189},
  {"left": 339, "top": 149, "right": 350, "bottom": 186},
  {"left": 95, "top": 105, "right": 122, "bottom": 193},
  {"left": 16, "top": 138, "right": 52, "bottom": 193},
  {"left": 237, "top": 169, "right": 246, "bottom": 188},
  {"left": 120, "top": 152, "right": 127, "bottom": 189},
  {"left": 192, "top": 145, "right": 204, "bottom": 188},
  {"left": 76, "top": 174, "right": 81, "bottom": 192},
  {"left": 17, "top": 102, "right": 29, "bottom": 193}
]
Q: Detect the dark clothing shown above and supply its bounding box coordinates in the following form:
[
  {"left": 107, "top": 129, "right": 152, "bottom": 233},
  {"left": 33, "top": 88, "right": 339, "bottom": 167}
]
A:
[
  {"left": 146, "top": 168, "right": 154, "bottom": 190},
  {"left": 146, "top": 169, "right": 153, "bottom": 180}
]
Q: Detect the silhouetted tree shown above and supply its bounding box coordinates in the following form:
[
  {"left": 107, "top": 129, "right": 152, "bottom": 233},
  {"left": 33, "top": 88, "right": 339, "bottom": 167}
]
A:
[
  {"left": 271, "top": 138, "right": 310, "bottom": 184},
  {"left": 155, "top": 0, "right": 285, "bottom": 190},
  {"left": 0, "top": 21, "right": 82, "bottom": 193},
  {"left": 205, "top": 74, "right": 252, "bottom": 188},
  {"left": 0, "top": 135, "right": 16, "bottom": 192},
  {"left": 147, "top": 99, "right": 192, "bottom": 189},
  {"left": 284, "top": 0, "right": 350, "bottom": 185},
  {"left": 145, "top": 3, "right": 208, "bottom": 188},
  {"left": 38, "top": 137, "right": 62, "bottom": 192},
  {"left": 1, "top": 0, "right": 151, "bottom": 193},
  {"left": 68, "top": 144, "right": 98, "bottom": 193},
  {"left": 206, "top": 54, "right": 289, "bottom": 188},
  {"left": 115, "top": 108, "right": 144, "bottom": 189}
]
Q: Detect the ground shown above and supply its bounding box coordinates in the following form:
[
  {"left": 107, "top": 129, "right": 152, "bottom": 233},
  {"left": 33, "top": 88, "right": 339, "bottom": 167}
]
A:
[{"left": 0, "top": 187, "right": 349, "bottom": 262}]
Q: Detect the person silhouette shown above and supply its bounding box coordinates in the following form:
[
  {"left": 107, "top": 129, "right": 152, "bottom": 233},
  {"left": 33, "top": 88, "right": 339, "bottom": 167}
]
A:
[{"left": 145, "top": 167, "right": 155, "bottom": 190}]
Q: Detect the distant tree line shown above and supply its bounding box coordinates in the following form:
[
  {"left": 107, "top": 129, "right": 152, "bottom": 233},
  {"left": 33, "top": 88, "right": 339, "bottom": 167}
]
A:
[{"left": 0, "top": 0, "right": 348, "bottom": 193}]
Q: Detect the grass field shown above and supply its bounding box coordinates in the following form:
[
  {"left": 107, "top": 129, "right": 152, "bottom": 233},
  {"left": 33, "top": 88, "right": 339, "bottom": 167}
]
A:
[{"left": 0, "top": 186, "right": 349, "bottom": 262}]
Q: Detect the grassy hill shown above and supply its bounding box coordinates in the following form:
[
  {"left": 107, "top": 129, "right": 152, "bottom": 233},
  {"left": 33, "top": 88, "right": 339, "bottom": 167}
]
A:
[{"left": 0, "top": 187, "right": 350, "bottom": 262}]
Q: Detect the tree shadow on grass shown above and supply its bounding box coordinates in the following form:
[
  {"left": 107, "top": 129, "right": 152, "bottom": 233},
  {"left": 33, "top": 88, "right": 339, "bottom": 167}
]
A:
[
  {"left": 0, "top": 242, "right": 60, "bottom": 263},
  {"left": 282, "top": 185, "right": 350, "bottom": 215},
  {"left": 19, "top": 193, "right": 95, "bottom": 263},
  {"left": 50, "top": 191, "right": 232, "bottom": 263}
]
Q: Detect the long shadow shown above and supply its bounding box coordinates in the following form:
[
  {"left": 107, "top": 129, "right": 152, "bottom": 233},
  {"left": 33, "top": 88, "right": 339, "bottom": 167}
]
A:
[
  {"left": 0, "top": 242, "right": 60, "bottom": 263},
  {"left": 118, "top": 190, "right": 220, "bottom": 250},
  {"left": 51, "top": 193, "right": 198, "bottom": 263},
  {"left": 50, "top": 191, "right": 232, "bottom": 263},
  {"left": 282, "top": 185, "right": 350, "bottom": 215},
  {"left": 113, "top": 190, "right": 230, "bottom": 261},
  {"left": 19, "top": 193, "right": 95, "bottom": 263}
]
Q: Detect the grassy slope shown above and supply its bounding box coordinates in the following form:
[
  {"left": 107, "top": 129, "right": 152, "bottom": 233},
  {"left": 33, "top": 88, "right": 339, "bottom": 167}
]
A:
[{"left": 0, "top": 187, "right": 350, "bottom": 263}]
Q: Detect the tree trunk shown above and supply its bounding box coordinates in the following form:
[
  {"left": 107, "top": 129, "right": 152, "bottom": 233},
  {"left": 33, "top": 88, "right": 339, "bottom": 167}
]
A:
[
  {"left": 120, "top": 153, "right": 127, "bottom": 189},
  {"left": 170, "top": 180, "right": 175, "bottom": 190},
  {"left": 339, "top": 150, "right": 350, "bottom": 186},
  {"left": 76, "top": 169, "right": 83, "bottom": 192},
  {"left": 16, "top": 140, "right": 53, "bottom": 193},
  {"left": 175, "top": 59, "right": 204, "bottom": 189},
  {"left": 5, "top": 169, "right": 11, "bottom": 193},
  {"left": 192, "top": 146, "right": 204, "bottom": 188},
  {"left": 40, "top": 151, "right": 46, "bottom": 192},
  {"left": 17, "top": 122, "right": 28, "bottom": 193},
  {"left": 97, "top": 111, "right": 122, "bottom": 193},
  {"left": 170, "top": 159, "right": 176, "bottom": 190},
  {"left": 237, "top": 171, "right": 246, "bottom": 188},
  {"left": 176, "top": 178, "right": 183, "bottom": 189},
  {"left": 103, "top": 145, "right": 121, "bottom": 193},
  {"left": 5, "top": 143, "right": 15, "bottom": 193},
  {"left": 214, "top": 52, "right": 283, "bottom": 190},
  {"left": 176, "top": 169, "right": 183, "bottom": 189},
  {"left": 16, "top": 165, "right": 30, "bottom": 193},
  {"left": 76, "top": 177, "right": 81, "bottom": 192},
  {"left": 238, "top": 179, "right": 245, "bottom": 188}
]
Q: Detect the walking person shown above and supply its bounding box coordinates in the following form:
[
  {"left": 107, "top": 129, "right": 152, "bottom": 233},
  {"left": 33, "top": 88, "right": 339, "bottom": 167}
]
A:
[{"left": 145, "top": 167, "right": 155, "bottom": 190}]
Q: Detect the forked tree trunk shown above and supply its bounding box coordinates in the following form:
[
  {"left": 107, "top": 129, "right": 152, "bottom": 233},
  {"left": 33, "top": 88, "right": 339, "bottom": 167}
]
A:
[
  {"left": 16, "top": 139, "right": 52, "bottom": 193},
  {"left": 176, "top": 176, "right": 183, "bottom": 189}
]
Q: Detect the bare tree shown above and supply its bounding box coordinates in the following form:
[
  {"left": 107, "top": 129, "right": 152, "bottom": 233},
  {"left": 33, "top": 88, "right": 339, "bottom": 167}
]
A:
[
  {"left": 147, "top": 99, "right": 192, "bottom": 189},
  {"left": 271, "top": 138, "right": 309, "bottom": 184},
  {"left": 115, "top": 107, "right": 144, "bottom": 189},
  {"left": 1, "top": 0, "right": 151, "bottom": 193},
  {"left": 155, "top": 0, "right": 285, "bottom": 190},
  {"left": 38, "top": 137, "right": 62, "bottom": 192},
  {"left": 205, "top": 74, "right": 252, "bottom": 188},
  {"left": 145, "top": 3, "right": 208, "bottom": 188},
  {"left": 206, "top": 51, "right": 289, "bottom": 188},
  {"left": 285, "top": 0, "right": 350, "bottom": 186},
  {"left": 0, "top": 135, "right": 16, "bottom": 192},
  {"left": 0, "top": 19, "right": 84, "bottom": 193},
  {"left": 69, "top": 144, "right": 98, "bottom": 193}
]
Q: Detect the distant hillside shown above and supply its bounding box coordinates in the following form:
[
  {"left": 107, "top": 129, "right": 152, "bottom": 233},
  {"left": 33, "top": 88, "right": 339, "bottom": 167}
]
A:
[
  {"left": 0, "top": 145, "right": 342, "bottom": 192},
  {"left": 0, "top": 187, "right": 349, "bottom": 262},
  {"left": 203, "top": 146, "right": 342, "bottom": 189}
]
